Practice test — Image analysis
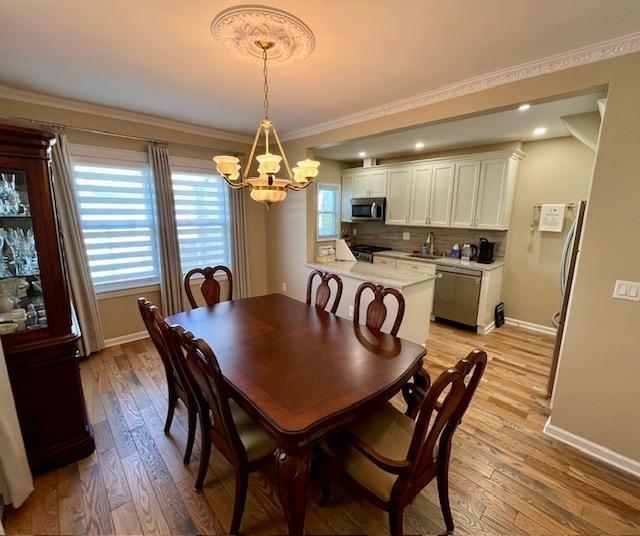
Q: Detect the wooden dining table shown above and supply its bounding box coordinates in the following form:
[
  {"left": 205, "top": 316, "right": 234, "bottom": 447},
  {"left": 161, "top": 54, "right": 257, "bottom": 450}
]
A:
[{"left": 166, "top": 293, "right": 427, "bottom": 535}]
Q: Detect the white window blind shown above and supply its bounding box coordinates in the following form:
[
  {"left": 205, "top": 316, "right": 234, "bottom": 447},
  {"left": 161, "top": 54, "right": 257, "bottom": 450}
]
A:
[
  {"left": 72, "top": 152, "right": 159, "bottom": 291},
  {"left": 317, "top": 183, "right": 340, "bottom": 240},
  {"left": 171, "top": 171, "right": 231, "bottom": 274}
]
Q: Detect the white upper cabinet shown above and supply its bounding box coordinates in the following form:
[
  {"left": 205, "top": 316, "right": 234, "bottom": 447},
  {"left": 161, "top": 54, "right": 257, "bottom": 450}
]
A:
[
  {"left": 341, "top": 173, "right": 353, "bottom": 222},
  {"left": 408, "top": 165, "right": 432, "bottom": 225},
  {"left": 369, "top": 169, "right": 388, "bottom": 197},
  {"left": 385, "top": 167, "right": 412, "bottom": 225},
  {"left": 476, "top": 158, "right": 508, "bottom": 229},
  {"left": 353, "top": 171, "right": 370, "bottom": 198},
  {"left": 428, "top": 163, "right": 454, "bottom": 227},
  {"left": 451, "top": 161, "right": 481, "bottom": 228},
  {"left": 341, "top": 149, "right": 522, "bottom": 230}
]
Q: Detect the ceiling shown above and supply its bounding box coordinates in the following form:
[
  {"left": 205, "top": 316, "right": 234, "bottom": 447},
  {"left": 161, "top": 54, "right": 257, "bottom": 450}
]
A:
[
  {"left": 0, "top": 1, "right": 638, "bottom": 136},
  {"left": 314, "top": 92, "right": 605, "bottom": 161}
]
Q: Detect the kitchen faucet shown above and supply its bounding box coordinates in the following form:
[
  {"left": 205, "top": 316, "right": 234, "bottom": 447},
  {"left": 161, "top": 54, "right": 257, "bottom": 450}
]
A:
[{"left": 425, "top": 231, "right": 435, "bottom": 255}]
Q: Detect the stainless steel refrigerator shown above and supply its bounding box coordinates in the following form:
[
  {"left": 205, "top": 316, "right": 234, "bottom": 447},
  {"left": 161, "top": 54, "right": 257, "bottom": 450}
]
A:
[{"left": 547, "top": 200, "right": 587, "bottom": 397}]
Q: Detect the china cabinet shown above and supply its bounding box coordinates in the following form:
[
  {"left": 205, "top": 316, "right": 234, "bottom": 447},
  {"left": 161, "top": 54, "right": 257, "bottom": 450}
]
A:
[{"left": 0, "top": 122, "right": 94, "bottom": 472}]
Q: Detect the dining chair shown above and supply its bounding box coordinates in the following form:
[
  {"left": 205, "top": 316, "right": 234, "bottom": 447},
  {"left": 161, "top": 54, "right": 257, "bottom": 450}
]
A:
[
  {"left": 166, "top": 324, "right": 276, "bottom": 534},
  {"left": 184, "top": 265, "right": 233, "bottom": 308},
  {"left": 306, "top": 269, "right": 343, "bottom": 313},
  {"left": 354, "top": 282, "right": 405, "bottom": 336},
  {"left": 334, "top": 349, "right": 487, "bottom": 536},
  {"left": 137, "top": 298, "right": 198, "bottom": 464}
]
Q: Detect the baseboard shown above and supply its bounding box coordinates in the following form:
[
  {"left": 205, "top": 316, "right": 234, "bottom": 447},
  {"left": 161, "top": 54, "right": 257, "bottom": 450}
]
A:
[
  {"left": 505, "top": 317, "right": 557, "bottom": 336},
  {"left": 543, "top": 418, "right": 640, "bottom": 478},
  {"left": 478, "top": 321, "right": 495, "bottom": 335},
  {"left": 104, "top": 330, "right": 148, "bottom": 348}
]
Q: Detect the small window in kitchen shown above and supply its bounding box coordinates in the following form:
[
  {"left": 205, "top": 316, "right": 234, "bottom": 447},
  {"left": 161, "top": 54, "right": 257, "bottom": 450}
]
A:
[{"left": 317, "top": 183, "right": 340, "bottom": 241}]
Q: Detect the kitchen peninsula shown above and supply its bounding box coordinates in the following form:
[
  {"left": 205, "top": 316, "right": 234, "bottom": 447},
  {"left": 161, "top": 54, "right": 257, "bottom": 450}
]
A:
[{"left": 305, "top": 260, "right": 436, "bottom": 345}]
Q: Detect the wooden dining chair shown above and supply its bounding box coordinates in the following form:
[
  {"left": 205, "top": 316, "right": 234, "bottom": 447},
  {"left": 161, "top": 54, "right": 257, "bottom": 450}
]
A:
[
  {"left": 166, "top": 324, "right": 276, "bottom": 534},
  {"left": 184, "top": 265, "right": 233, "bottom": 308},
  {"left": 334, "top": 349, "right": 487, "bottom": 536},
  {"left": 137, "top": 298, "right": 198, "bottom": 464},
  {"left": 354, "top": 282, "right": 405, "bottom": 336},
  {"left": 306, "top": 269, "right": 343, "bottom": 313}
]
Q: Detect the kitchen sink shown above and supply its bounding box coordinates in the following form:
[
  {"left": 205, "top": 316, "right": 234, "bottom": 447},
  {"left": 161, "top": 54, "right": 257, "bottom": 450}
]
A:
[{"left": 408, "top": 253, "right": 441, "bottom": 260}]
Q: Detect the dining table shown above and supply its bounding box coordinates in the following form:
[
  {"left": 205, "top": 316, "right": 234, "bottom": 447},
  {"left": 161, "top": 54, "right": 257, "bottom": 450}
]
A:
[{"left": 166, "top": 293, "right": 427, "bottom": 535}]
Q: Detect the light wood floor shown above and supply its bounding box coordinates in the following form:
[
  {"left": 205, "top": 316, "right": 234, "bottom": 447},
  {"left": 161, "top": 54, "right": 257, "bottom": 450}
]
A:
[{"left": 4, "top": 322, "right": 640, "bottom": 535}]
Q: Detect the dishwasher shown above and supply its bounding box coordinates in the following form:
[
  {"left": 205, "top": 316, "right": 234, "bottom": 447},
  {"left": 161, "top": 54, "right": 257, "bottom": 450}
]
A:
[{"left": 433, "top": 265, "right": 482, "bottom": 328}]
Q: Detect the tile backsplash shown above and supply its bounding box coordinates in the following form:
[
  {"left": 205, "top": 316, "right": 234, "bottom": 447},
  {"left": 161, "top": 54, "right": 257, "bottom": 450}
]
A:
[{"left": 346, "top": 222, "right": 507, "bottom": 258}]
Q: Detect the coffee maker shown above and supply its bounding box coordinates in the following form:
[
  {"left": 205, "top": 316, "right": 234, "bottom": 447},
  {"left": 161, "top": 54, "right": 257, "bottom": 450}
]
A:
[{"left": 477, "top": 237, "right": 495, "bottom": 264}]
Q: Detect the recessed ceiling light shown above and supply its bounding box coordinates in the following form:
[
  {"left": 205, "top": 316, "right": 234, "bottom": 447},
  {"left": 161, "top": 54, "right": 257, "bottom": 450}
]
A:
[
  {"left": 415, "top": 142, "right": 425, "bottom": 149},
  {"left": 358, "top": 151, "right": 366, "bottom": 158},
  {"left": 518, "top": 104, "right": 531, "bottom": 111},
  {"left": 533, "top": 127, "right": 547, "bottom": 136}
]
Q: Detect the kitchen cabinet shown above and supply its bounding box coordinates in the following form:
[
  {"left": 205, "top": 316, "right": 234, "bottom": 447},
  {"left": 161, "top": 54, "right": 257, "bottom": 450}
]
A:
[
  {"left": 428, "top": 163, "right": 455, "bottom": 226},
  {"left": 385, "top": 167, "right": 412, "bottom": 225},
  {"left": 352, "top": 169, "right": 387, "bottom": 198},
  {"left": 451, "top": 160, "right": 481, "bottom": 228},
  {"left": 341, "top": 173, "right": 353, "bottom": 222},
  {"left": 341, "top": 148, "right": 522, "bottom": 230},
  {"left": 408, "top": 164, "right": 432, "bottom": 225}
]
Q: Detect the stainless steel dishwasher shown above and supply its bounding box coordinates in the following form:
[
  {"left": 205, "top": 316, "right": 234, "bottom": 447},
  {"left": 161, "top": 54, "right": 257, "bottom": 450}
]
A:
[{"left": 433, "top": 265, "right": 482, "bottom": 328}]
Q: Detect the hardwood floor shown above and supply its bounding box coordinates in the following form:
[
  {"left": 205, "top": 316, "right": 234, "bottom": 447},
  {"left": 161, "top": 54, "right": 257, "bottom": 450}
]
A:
[{"left": 4, "top": 322, "right": 640, "bottom": 535}]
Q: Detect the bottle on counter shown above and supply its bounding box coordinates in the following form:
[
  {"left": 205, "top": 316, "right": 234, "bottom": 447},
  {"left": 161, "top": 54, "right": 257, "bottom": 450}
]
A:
[{"left": 451, "top": 243, "right": 461, "bottom": 259}]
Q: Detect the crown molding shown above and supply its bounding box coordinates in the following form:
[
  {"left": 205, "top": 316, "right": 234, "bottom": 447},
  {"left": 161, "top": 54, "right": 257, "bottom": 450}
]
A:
[
  {"left": 282, "top": 31, "right": 640, "bottom": 141},
  {"left": 0, "top": 85, "right": 252, "bottom": 144}
]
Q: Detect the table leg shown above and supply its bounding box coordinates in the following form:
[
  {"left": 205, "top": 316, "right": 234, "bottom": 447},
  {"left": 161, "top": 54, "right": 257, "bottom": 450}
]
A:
[{"left": 275, "top": 447, "right": 311, "bottom": 535}]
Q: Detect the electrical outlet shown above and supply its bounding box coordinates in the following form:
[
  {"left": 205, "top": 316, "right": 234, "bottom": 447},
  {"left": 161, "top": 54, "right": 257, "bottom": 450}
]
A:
[
  {"left": 613, "top": 280, "right": 640, "bottom": 301},
  {"left": 403, "top": 232, "right": 410, "bottom": 240},
  {"left": 282, "top": 282, "right": 287, "bottom": 292},
  {"left": 348, "top": 305, "right": 354, "bottom": 318},
  {"left": 353, "top": 228, "right": 358, "bottom": 236}
]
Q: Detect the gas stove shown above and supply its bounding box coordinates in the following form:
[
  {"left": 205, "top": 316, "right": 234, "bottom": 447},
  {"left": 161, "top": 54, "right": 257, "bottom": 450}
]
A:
[{"left": 349, "top": 244, "right": 392, "bottom": 263}]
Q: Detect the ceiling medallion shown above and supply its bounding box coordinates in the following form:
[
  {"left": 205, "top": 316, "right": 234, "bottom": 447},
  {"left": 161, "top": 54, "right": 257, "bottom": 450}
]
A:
[{"left": 211, "top": 5, "right": 315, "bottom": 66}]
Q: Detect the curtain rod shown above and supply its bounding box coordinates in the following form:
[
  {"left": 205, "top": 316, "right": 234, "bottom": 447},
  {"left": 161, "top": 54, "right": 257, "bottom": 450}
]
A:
[{"left": 5, "top": 116, "right": 244, "bottom": 156}]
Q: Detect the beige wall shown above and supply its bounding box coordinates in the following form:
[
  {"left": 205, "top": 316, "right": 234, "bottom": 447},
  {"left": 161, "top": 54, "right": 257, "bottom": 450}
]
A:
[
  {"left": 502, "top": 137, "right": 595, "bottom": 327},
  {"left": 0, "top": 96, "right": 271, "bottom": 341},
  {"left": 272, "top": 53, "right": 640, "bottom": 464}
]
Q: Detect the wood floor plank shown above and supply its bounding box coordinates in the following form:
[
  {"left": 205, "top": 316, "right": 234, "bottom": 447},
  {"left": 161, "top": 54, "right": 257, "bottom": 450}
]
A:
[
  {"left": 57, "top": 464, "right": 87, "bottom": 535},
  {"left": 30, "top": 471, "right": 59, "bottom": 535},
  {"left": 120, "top": 452, "right": 172, "bottom": 535},
  {"left": 98, "top": 446, "right": 132, "bottom": 511},
  {"left": 101, "top": 390, "right": 137, "bottom": 459},
  {"left": 175, "top": 477, "right": 226, "bottom": 535},
  {"left": 79, "top": 463, "right": 115, "bottom": 535},
  {"left": 111, "top": 501, "right": 143, "bottom": 535}
]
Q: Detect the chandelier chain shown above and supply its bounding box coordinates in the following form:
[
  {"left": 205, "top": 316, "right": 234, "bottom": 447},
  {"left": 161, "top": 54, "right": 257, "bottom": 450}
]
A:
[{"left": 263, "top": 47, "right": 269, "bottom": 119}]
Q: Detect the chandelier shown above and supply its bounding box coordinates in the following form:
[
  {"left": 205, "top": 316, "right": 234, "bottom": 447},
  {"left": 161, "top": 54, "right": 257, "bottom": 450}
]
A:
[{"left": 213, "top": 40, "right": 320, "bottom": 206}]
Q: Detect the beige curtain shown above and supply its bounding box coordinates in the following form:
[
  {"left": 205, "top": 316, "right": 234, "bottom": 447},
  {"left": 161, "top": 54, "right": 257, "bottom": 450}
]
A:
[
  {"left": 148, "top": 143, "right": 184, "bottom": 315},
  {"left": 0, "top": 340, "right": 32, "bottom": 508},
  {"left": 51, "top": 132, "right": 105, "bottom": 355},
  {"left": 230, "top": 188, "right": 251, "bottom": 298}
]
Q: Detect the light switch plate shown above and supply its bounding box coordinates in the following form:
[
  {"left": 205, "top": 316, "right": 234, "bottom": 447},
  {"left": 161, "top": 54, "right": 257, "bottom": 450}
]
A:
[
  {"left": 402, "top": 232, "right": 410, "bottom": 240},
  {"left": 282, "top": 282, "right": 287, "bottom": 292},
  {"left": 353, "top": 228, "right": 358, "bottom": 236},
  {"left": 613, "top": 280, "right": 640, "bottom": 301}
]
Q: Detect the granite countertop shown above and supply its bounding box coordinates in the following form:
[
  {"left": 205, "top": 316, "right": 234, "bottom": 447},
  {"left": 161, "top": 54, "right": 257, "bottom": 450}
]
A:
[
  {"left": 306, "top": 261, "right": 436, "bottom": 289},
  {"left": 373, "top": 250, "right": 505, "bottom": 272}
]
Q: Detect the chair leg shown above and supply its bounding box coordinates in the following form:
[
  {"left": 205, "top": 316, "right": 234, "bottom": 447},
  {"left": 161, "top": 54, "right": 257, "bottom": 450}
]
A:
[
  {"left": 184, "top": 401, "right": 197, "bottom": 464},
  {"left": 164, "top": 385, "right": 178, "bottom": 434},
  {"left": 229, "top": 465, "right": 248, "bottom": 535},
  {"left": 437, "top": 460, "right": 454, "bottom": 534},
  {"left": 389, "top": 503, "right": 404, "bottom": 536},
  {"left": 195, "top": 434, "right": 211, "bottom": 490}
]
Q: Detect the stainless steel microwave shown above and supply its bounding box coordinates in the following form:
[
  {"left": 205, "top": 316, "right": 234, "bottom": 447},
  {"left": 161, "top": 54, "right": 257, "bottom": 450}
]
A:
[{"left": 351, "top": 197, "right": 386, "bottom": 221}]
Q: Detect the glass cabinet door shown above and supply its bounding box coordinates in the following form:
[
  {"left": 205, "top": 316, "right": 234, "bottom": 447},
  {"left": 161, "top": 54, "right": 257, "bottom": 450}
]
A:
[{"left": 0, "top": 169, "right": 46, "bottom": 334}]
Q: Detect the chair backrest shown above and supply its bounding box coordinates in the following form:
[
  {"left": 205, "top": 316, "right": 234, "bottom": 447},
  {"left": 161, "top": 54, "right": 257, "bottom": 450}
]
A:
[
  {"left": 166, "top": 325, "right": 245, "bottom": 458},
  {"left": 306, "top": 270, "right": 343, "bottom": 314},
  {"left": 137, "top": 297, "right": 189, "bottom": 394},
  {"left": 354, "top": 282, "right": 405, "bottom": 336},
  {"left": 184, "top": 265, "right": 233, "bottom": 308},
  {"left": 398, "top": 349, "right": 487, "bottom": 494}
]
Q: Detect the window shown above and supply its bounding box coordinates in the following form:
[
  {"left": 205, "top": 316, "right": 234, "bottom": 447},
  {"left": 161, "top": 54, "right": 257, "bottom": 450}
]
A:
[
  {"left": 317, "top": 183, "right": 340, "bottom": 240},
  {"left": 171, "top": 171, "right": 231, "bottom": 274},
  {"left": 72, "top": 148, "right": 159, "bottom": 291}
]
